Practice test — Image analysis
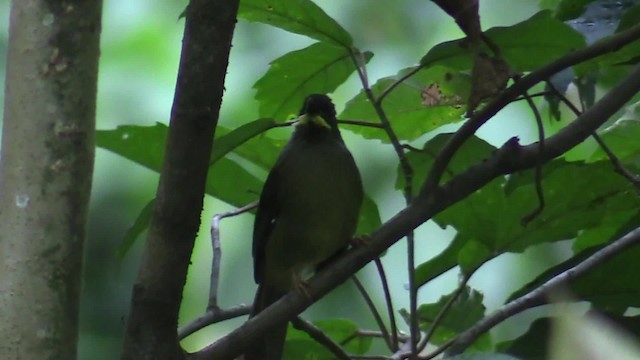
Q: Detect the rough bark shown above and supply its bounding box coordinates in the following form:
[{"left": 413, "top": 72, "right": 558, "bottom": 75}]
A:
[
  {"left": 0, "top": 0, "right": 102, "bottom": 359},
  {"left": 120, "top": 1, "right": 239, "bottom": 359}
]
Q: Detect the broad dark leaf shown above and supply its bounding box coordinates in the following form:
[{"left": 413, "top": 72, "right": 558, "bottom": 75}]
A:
[
  {"left": 238, "top": 0, "right": 353, "bottom": 47},
  {"left": 401, "top": 286, "right": 491, "bottom": 350},
  {"left": 255, "top": 42, "right": 372, "bottom": 120},
  {"left": 96, "top": 123, "right": 264, "bottom": 207},
  {"left": 341, "top": 66, "right": 469, "bottom": 142},
  {"left": 420, "top": 11, "right": 586, "bottom": 72}
]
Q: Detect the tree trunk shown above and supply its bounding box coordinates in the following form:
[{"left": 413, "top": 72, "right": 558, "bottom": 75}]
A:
[{"left": 0, "top": 1, "right": 102, "bottom": 359}]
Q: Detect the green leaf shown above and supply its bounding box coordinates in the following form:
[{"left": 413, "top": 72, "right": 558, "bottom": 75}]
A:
[
  {"left": 116, "top": 199, "right": 155, "bottom": 259},
  {"left": 96, "top": 123, "right": 264, "bottom": 207},
  {"left": 255, "top": 42, "right": 373, "bottom": 120},
  {"left": 397, "top": 134, "right": 496, "bottom": 191},
  {"left": 506, "top": 210, "right": 640, "bottom": 311},
  {"left": 554, "top": 0, "right": 596, "bottom": 20},
  {"left": 315, "top": 319, "right": 371, "bottom": 355},
  {"left": 238, "top": 0, "right": 353, "bottom": 47},
  {"left": 589, "top": 102, "right": 640, "bottom": 163},
  {"left": 458, "top": 240, "right": 492, "bottom": 275},
  {"left": 402, "top": 286, "right": 490, "bottom": 350},
  {"left": 420, "top": 11, "right": 586, "bottom": 72},
  {"left": 357, "top": 195, "right": 382, "bottom": 235},
  {"left": 415, "top": 234, "right": 466, "bottom": 287},
  {"left": 436, "top": 160, "right": 640, "bottom": 258},
  {"left": 341, "top": 66, "right": 469, "bottom": 142},
  {"left": 211, "top": 118, "right": 276, "bottom": 164},
  {"left": 283, "top": 318, "right": 371, "bottom": 359},
  {"left": 496, "top": 317, "right": 551, "bottom": 359}
]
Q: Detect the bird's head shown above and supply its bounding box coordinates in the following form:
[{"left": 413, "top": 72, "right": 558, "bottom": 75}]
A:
[{"left": 295, "top": 94, "right": 338, "bottom": 131}]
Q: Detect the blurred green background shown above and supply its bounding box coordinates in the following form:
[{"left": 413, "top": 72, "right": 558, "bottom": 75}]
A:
[{"left": 0, "top": 1, "right": 566, "bottom": 358}]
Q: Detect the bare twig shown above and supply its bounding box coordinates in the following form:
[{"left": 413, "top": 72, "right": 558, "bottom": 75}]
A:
[
  {"left": 592, "top": 133, "right": 640, "bottom": 187},
  {"left": 208, "top": 201, "right": 258, "bottom": 309},
  {"left": 377, "top": 65, "right": 425, "bottom": 106},
  {"left": 352, "top": 276, "right": 393, "bottom": 350},
  {"left": 178, "top": 305, "right": 251, "bottom": 340},
  {"left": 444, "top": 225, "right": 640, "bottom": 356},
  {"left": 348, "top": 46, "right": 418, "bottom": 358},
  {"left": 417, "top": 272, "right": 472, "bottom": 352},
  {"left": 519, "top": 85, "right": 546, "bottom": 226},
  {"left": 406, "top": 234, "right": 419, "bottom": 359},
  {"left": 291, "top": 317, "right": 351, "bottom": 360},
  {"left": 178, "top": 201, "right": 258, "bottom": 340},
  {"left": 338, "top": 119, "right": 386, "bottom": 128},
  {"left": 374, "top": 258, "right": 399, "bottom": 350}
]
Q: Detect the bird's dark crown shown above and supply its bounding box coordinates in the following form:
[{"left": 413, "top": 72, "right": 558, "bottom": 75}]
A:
[{"left": 299, "top": 94, "right": 337, "bottom": 120}]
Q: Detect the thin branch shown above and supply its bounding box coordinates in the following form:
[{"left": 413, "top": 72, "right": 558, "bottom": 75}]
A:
[
  {"left": 178, "top": 201, "right": 258, "bottom": 340},
  {"left": 178, "top": 305, "right": 251, "bottom": 340},
  {"left": 208, "top": 201, "right": 258, "bottom": 309},
  {"left": 120, "top": 1, "right": 239, "bottom": 358},
  {"left": 418, "top": 272, "right": 472, "bottom": 352},
  {"left": 193, "top": 64, "right": 640, "bottom": 360},
  {"left": 348, "top": 46, "right": 418, "bottom": 358},
  {"left": 407, "top": 233, "right": 419, "bottom": 360},
  {"left": 592, "top": 133, "right": 640, "bottom": 188},
  {"left": 546, "top": 81, "right": 640, "bottom": 188},
  {"left": 444, "top": 225, "right": 640, "bottom": 356},
  {"left": 352, "top": 276, "right": 393, "bottom": 350},
  {"left": 377, "top": 65, "right": 425, "bottom": 106},
  {"left": 374, "top": 258, "right": 399, "bottom": 350},
  {"left": 339, "top": 119, "right": 386, "bottom": 128},
  {"left": 421, "top": 22, "right": 640, "bottom": 196},
  {"left": 519, "top": 85, "right": 546, "bottom": 226},
  {"left": 291, "top": 317, "right": 351, "bottom": 360},
  {"left": 342, "top": 329, "right": 410, "bottom": 346}
]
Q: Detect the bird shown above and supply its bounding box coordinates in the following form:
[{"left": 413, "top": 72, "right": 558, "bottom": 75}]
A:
[{"left": 244, "top": 94, "right": 363, "bottom": 360}]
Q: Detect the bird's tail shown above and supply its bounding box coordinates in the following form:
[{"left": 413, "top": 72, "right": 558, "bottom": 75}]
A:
[{"left": 244, "top": 284, "right": 288, "bottom": 360}]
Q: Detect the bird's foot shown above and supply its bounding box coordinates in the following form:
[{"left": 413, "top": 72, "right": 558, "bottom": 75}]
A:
[
  {"left": 350, "top": 234, "right": 372, "bottom": 247},
  {"left": 292, "top": 273, "right": 311, "bottom": 299}
]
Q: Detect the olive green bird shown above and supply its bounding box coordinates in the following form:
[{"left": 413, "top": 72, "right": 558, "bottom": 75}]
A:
[{"left": 245, "top": 94, "right": 363, "bottom": 360}]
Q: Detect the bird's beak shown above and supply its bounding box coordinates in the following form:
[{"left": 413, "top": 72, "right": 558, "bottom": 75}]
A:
[{"left": 294, "top": 114, "right": 331, "bottom": 129}]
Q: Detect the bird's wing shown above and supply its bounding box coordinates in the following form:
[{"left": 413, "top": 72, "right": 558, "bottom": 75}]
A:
[{"left": 252, "top": 161, "right": 282, "bottom": 284}]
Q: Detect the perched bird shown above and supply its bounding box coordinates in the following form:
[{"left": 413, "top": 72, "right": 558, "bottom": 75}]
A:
[{"left": 245, "top": 94, "right": 363, "bottom": 360}]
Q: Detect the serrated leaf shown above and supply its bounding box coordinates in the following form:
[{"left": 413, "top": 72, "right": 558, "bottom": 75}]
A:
[
  {"left": 420, "top": 11, "right": 586, "bottom": 72},
  {"left": 340, "top": 66, "right": 469, "bottom": 142},
  {"left": 397, "top": 134, "right": 496, "bottom": 191},
  {"left": 436, "top": 160, "right": 640, "bottom": 258},
  {"left": 401, "top": 286, "right": 490, "bottom": 350},
  {"left": 255, "top": 42, "right": 372, "bottom": 120},
  {"left": 238, "top": 0, "right": 353, "bottom": 47},
  {"left": 506, "top": 212, "right": 640, "bottom": 312}
]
